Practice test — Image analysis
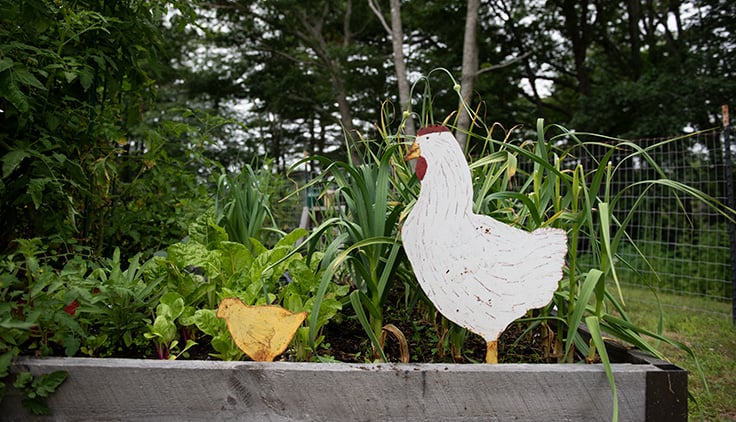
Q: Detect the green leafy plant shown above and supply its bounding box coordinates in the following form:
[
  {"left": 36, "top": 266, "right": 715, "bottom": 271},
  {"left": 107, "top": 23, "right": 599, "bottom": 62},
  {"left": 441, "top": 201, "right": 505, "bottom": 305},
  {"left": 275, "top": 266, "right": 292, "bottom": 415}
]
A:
[
  {"left": 134, "top": 211, "right": 350, "bottom": 361},
  {"left": 293, "top": 141, "right": 405, "bottom": 361},
  {"left": 190, "top": 308, "right": 243, "bottom": 361},
  {"left": 0, "top": 0, "right": 206, "bottom": 260},
  {"left": 0, "top": 207, "right": 353, "bottom": 364},
  {"left": 144, "top": 292, "right": 196, "bottom": 360},
  {"left": 280, "top": 254, "right": 349, "bottom": 360},
  {"left": 0, "top": 239, "right": 81, "bottom": 415},
  {"left": 79, "top": 249, "right": 161, "bottom": 357},
  {"left": 215, "top": 163, "right": 279, "bottom": 249},
  {"left": 9, "top": 369, "right": 68, "bottom": 416},
  {"left": 0, "top": 239, "right": 87, "bottom": 358}
]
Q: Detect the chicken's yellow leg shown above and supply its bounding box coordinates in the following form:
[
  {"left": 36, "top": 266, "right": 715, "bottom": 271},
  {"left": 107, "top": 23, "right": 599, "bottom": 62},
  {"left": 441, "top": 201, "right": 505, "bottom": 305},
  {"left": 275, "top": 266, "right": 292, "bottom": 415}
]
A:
[{"left": 485, "top": 340, "right": 498, "bottom": 364}]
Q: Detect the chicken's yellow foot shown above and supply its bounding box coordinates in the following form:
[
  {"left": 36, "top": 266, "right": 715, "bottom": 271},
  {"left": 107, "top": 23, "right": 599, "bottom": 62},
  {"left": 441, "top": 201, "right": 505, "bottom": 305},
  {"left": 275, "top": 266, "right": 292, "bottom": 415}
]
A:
[{"left": 485, "top": 340, "right": 498, "bottom": 364}]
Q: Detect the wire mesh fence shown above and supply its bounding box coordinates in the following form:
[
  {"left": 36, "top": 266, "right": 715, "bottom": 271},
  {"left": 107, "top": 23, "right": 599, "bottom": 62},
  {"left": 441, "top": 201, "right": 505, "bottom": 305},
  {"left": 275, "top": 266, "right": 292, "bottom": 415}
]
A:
[{"left": 607, "top": 129, "right": 734, "bottom": 318}]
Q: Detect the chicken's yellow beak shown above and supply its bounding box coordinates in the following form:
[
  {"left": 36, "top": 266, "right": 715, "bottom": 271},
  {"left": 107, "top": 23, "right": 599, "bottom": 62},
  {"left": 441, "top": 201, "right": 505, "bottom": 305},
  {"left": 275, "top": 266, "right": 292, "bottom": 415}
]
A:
[{"left": 404, "top": 142, "right": 421, "bottom": 161}]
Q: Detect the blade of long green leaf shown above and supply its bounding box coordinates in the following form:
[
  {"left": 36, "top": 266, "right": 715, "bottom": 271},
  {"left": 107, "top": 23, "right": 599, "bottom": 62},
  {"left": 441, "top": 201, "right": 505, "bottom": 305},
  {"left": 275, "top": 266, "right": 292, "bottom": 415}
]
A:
[
  {"left": 349, "top": 290, "right": 387, "bottom": 362},
  {"left": 564, "top": 269, "right": 603, "bottom": 358},
  {"left": 376, "top": 242, "right": 401, "bottom": 300},
  {"left": 309, "top": 265, "right": 339, "bottom": 349},
  {"left": 598, "top": 202, "right": 623, "bottom": 303},
  {"left": 601, "top": 314, "right": 710, "bottom": 395},
  {"left": 585, "top": 316, "right": 619, "bottom": 422}
]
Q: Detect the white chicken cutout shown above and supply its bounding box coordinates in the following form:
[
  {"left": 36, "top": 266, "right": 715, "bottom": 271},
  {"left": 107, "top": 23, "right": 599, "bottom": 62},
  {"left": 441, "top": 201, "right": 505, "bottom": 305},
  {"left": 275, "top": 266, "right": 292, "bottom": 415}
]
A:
[{"left": 402, "top": 124, "right": 567, "bottom": 363}]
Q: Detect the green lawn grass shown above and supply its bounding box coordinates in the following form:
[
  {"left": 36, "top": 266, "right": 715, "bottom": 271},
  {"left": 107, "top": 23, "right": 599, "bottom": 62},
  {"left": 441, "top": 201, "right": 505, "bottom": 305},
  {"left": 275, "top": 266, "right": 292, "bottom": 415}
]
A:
[{"left": 619, "top": 286, "right": 735, "bottom": 421}]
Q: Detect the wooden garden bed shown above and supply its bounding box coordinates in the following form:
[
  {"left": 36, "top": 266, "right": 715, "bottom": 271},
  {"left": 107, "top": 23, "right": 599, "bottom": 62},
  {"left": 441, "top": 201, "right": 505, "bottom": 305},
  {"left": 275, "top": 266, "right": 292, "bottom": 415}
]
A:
[{"left": 1, "top": 347, "right": 686, "bottom": 421}]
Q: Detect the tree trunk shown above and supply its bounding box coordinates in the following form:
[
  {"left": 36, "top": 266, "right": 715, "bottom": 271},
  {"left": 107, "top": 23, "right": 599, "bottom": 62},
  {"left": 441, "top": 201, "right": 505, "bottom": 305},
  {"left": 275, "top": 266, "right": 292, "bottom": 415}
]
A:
[
  {"left": 455, "top": 0, "right": 480, "bottom": 151},
  {"left": 369, "top": 0, "right": 415, "bottom": 136},
  {"left": 559, "top": 0, "right": 592, "bottom": 96},
  {"left": 333, "top": 72, "right": 361, "bottom": 163},
  {"left": 626, "top": 0, "right": 643, "bottom": 80},
  {"left": 389, "top": 0, "right": 414, "bottom": 136},
  {"left": 294, "top": 1, "right": 361, "bottom": 164},
  {"left": 339, "top": 0, "right": 362, "bottom": 164}
]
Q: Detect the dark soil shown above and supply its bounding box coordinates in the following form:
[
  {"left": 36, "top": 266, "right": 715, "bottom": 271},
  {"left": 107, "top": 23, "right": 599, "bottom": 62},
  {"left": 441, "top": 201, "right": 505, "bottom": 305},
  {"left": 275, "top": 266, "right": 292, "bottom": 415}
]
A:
[
  {"left": 314, "top": 281, "right": 561, "bottom": 364},
  {"left": 318, "top": 303, "right": 556, "bottom": 364}
]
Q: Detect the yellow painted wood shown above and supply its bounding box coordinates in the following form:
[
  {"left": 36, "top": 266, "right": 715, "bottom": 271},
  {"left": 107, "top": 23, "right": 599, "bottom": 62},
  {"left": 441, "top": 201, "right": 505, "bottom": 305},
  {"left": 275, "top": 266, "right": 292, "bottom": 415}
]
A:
[
  {"left": 486, "top": 341, "right": 498, "bottom": 364},
  {"left": 217, "top": 298, "right": 306, "bottom": 362}
]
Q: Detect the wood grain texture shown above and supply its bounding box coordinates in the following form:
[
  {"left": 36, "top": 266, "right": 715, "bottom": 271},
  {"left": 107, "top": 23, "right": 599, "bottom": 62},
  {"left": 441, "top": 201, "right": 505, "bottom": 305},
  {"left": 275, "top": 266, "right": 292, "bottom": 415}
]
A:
[{"left": 1, "top": 357, "right": 680, "bottom": 421}]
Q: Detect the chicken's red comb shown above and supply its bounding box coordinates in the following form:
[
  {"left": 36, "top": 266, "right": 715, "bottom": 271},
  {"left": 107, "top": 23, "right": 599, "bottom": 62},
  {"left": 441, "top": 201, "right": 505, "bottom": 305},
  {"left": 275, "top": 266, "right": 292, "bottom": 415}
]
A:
[{"left": 417, "top": 125, "right": 450, "bottom": 136}]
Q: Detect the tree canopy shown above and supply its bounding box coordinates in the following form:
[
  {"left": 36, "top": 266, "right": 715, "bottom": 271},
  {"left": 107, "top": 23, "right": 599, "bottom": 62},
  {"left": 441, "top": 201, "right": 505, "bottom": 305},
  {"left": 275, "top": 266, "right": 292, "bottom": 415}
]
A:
[
  {"left": 1, "top": 0, "right": 734, "bottom": 257},
  {"left": 169, "top": 1, "right": 734, "bottom": 153}
]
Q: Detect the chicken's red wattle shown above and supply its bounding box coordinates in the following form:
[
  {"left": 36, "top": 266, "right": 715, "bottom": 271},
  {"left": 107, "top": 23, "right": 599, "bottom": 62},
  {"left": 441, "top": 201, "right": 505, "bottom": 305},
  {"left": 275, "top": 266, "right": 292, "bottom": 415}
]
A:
[{"left": 415, "top": 156, "right": 427, "bottom": 180}]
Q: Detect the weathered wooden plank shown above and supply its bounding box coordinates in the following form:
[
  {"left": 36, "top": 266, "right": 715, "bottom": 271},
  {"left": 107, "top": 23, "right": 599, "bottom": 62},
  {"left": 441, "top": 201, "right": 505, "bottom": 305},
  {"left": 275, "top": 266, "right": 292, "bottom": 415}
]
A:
[{"left": 0, "top": 357, "right": 674, "bottom": 421}]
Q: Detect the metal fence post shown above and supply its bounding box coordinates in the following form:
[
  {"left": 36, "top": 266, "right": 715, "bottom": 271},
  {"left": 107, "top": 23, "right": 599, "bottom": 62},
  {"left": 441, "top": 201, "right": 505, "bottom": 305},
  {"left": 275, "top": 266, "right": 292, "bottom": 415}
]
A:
[{"left": 722, "top": 105, "right": 736, "bottom": 324}]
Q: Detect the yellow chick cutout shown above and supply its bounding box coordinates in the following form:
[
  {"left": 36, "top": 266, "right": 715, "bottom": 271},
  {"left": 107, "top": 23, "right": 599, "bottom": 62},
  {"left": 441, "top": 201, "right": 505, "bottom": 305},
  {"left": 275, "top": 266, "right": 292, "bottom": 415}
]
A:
[{"left": 217, "top": 297, "right": 306, "bottom": 362}]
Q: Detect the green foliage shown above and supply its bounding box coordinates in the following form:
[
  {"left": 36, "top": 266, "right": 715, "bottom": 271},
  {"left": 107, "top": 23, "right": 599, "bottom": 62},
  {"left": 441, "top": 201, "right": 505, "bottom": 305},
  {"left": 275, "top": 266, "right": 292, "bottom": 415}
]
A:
[
  {"left": 0, "top": 212, "right": 351, "bottom": 368},
  {"left": 162, "top": 0, "right": 736, "bottom": 172},
  {"left": 199, "top": 0, "right": 391, "bottom": 161},
  {"left": 0, "top": 239, "right": 87, "bottom": 358},
  {"left": 11, "top": 370, "right": 67, "bottom": 416},
  {"left": 616, "top": 223, "right": 731, "bottom": 297},
  {"left": 136, "top": 215, "right": 349, "bottom": 361},
  {"left": 0, "top": 238, "right": 75, "bottom": 414},
  {"left": 0, "top": 351, "right": 11, "bottom": 401},
  {"left": 190, "top": 308, "right": 242, "bottom": 361},
  {"left": 0, "top": 0, "right": 207, "bottom": 259},
  {"left": 281, "top": 255, "right": 350, "bottom": 360},
  {"left": 81, "top": 249, "right": 160, "bottom": 356},
  {"left": 144, "top": 292, "right": 196, "bottom": 360},
  {"left": 215, "top": 163, "right": 279, "bottom": 248},
  {"left": 293, "top": 139, "right": 406, "bottom": 361}
]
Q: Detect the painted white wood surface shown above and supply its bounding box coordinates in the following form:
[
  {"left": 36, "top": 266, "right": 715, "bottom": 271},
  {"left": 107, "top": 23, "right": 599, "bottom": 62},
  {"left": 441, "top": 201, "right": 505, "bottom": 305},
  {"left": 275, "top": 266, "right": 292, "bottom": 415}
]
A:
[
  {"left": 403, "top": 125, "right": 567, "bottom": 361},
  {"left": 1, "top": 357, "right": 668, "bottom": 421}
]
